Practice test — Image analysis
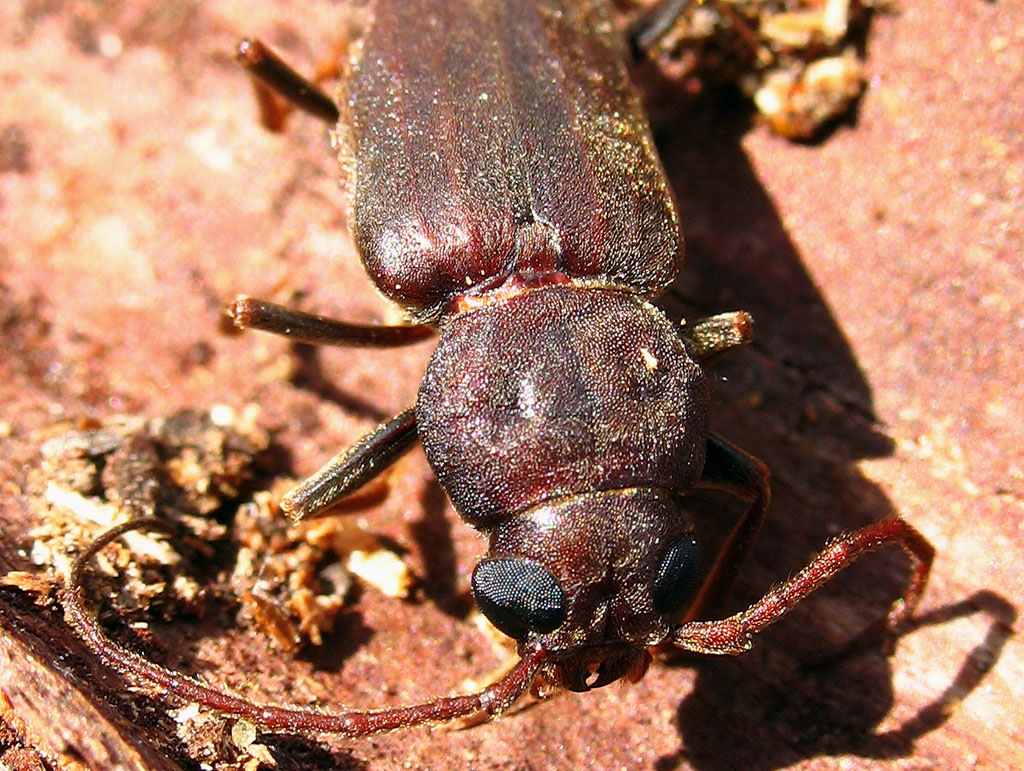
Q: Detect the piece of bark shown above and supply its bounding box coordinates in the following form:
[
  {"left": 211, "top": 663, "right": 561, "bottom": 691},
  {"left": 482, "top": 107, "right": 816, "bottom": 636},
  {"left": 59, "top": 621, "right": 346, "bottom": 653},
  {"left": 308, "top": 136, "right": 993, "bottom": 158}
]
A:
[{"left": 0, "top": 571, "right": 180, "bottom": 771}]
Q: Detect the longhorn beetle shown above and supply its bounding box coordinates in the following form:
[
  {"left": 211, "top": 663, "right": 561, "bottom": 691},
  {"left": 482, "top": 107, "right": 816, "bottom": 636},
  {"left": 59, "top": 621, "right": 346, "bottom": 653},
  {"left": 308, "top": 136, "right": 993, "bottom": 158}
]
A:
[{"left": 67, "top": 0, "right": 934, "bottom": 737}]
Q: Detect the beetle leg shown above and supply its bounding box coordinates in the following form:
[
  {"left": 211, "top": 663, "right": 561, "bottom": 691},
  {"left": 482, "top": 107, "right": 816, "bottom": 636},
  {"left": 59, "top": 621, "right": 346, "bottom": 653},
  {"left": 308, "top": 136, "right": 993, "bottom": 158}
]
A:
[
  {"left": 225, "top": 298, "right": 431, "bottom": 521},
  {"left": 283, "top": 408, "right": 419, "bottom": 521},
  {"left": 685, "top": 434, "right": 769, "bottom": 621},
  {"left": 680, "top": 311, "right": 753, "bottom": 367},
  {"left": 236, "top": 38, "right": 340, "bottom": 130},
  {"left": 226, "top": 295, "right": 434, "bottom": 348},
  {"left": 628, "top": 0, "right": 764, "bottom": 64},
  {"left": 64, "top": 518, "right": 548, "bottom": 735},
  {"left": 671, "top": 517, "right": 935, "bottom": 655},
  {"left": 627, "top": 0, "right": 695, "bottom": 60}
]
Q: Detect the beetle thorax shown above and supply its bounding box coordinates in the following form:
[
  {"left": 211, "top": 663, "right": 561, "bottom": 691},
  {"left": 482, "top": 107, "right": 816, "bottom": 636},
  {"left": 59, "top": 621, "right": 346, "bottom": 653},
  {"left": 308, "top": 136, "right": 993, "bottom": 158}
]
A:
[{"left": 416, "top": 283, "right": 710, "bottom": 530}]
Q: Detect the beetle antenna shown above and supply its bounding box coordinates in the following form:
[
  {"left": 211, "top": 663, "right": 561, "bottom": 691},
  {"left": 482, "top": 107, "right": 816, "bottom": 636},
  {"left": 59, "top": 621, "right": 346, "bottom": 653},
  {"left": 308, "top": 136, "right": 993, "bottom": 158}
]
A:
[
  {"left": 64, "top": 518, "right": 547, "bottom": 735},
  {"left": 670, "top": 516, "right": 933, "bottom": 656}
]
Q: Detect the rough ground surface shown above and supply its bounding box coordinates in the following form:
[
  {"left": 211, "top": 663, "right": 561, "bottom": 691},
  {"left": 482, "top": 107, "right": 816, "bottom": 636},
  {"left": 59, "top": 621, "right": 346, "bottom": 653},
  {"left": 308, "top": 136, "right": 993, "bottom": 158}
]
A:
[{"left": 1, "top": 1, "right": 1021, "bottom": 770}]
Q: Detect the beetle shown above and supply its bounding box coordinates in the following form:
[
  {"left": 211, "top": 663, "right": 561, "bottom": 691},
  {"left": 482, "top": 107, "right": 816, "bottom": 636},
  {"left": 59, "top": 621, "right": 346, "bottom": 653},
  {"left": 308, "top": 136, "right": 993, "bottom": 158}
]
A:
[{"left": 66, "top": 0, "right": 934, "bottom": 737}]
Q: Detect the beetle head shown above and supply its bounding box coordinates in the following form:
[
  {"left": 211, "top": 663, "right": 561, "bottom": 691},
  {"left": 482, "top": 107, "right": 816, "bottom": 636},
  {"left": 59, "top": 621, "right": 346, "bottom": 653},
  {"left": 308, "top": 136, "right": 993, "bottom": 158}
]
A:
[{"left": 472, "top": 488, "right": 702, "bottom": 692}]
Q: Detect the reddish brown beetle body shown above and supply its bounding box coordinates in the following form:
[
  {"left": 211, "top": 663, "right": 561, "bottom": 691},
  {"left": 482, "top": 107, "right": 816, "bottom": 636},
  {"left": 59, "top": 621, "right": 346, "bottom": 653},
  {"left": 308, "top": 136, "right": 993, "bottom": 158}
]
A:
[{"left": 66, "top": 0, "right": 934, "bottom": 739}]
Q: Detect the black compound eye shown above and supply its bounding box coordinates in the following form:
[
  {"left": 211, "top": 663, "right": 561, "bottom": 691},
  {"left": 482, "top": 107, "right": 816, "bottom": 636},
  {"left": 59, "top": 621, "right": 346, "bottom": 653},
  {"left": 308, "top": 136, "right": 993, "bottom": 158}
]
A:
[
  {"left": 652, "top": 536, "right": 702, "bottom": 616},
  {"left": 472, "top": 558, "right": 567, "bottom": 640}
]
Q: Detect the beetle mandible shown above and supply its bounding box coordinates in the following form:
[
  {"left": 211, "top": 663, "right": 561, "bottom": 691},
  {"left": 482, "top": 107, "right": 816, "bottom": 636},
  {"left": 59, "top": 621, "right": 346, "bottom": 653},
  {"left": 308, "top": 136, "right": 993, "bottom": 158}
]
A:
[{"left": 67, "top": 0, "right": 935, "bottom": 736}]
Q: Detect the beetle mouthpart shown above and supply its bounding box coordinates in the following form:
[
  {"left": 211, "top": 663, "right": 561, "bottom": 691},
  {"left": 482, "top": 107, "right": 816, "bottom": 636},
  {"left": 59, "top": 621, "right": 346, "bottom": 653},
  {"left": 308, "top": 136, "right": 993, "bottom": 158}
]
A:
[
  {"left": 592, "top": 649, "right": 652, "bottom": 689},
  {"left": 552, "top": 648, "right": 652, "bottom": 692}
]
